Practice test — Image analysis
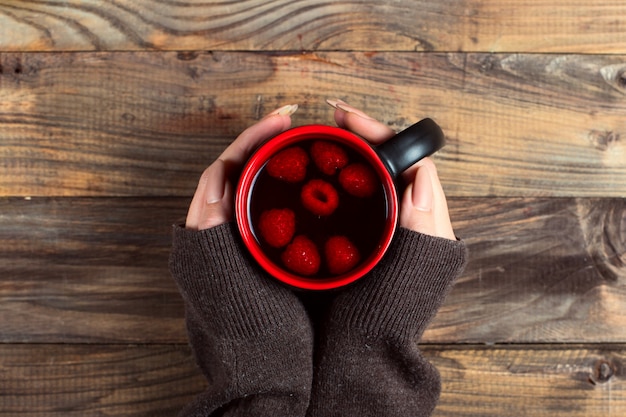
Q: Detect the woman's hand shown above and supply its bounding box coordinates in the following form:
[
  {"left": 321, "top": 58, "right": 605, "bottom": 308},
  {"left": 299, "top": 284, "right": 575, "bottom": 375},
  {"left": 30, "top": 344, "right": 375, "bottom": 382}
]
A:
[
  {"left": 185, "top": 104, "right": 298, "bottom": 230},
  {"left": 327, "top": 99, "right": 456, "bottom": 240},
  {"left": 186, "top": 99, "right": 456, "bottom": 240}
]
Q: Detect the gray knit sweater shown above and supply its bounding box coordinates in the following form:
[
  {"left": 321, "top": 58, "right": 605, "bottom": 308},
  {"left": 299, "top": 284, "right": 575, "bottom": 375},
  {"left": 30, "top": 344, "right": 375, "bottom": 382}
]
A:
[{"left": 169, "top": 222, "right": 467, "bottom": 417}]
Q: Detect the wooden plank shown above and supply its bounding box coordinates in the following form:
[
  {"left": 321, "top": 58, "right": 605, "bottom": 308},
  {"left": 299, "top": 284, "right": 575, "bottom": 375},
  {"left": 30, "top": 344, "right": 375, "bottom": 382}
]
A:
[
  {"left": 0, "top": 344, "right": 205, "bottom": 417},
  {"left": 1, "top": 52, "right": 625, "bottom": 198},
  {"left": 430, "top": 197, "right": 626, "bottom": 343},
  {"left": 0, "top": 1, "right": 625, "bottom": 53},
  {"left": 1, "top": 197, "right": 624, "bottom": 344},
  {"left": 431, "top": 345, "right": 626, "bottom": 417},
  {"left": 0, "top": 197, "right": 188, "bottom": 343},
  {"left": 1, "top": 343, "right": 624, "bottom": 416}
]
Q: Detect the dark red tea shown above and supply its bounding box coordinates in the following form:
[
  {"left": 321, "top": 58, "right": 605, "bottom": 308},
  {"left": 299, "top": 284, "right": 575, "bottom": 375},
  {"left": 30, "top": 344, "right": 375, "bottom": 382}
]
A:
[{"left": 248, "top": 139, "right": 389, "bottom": 279}]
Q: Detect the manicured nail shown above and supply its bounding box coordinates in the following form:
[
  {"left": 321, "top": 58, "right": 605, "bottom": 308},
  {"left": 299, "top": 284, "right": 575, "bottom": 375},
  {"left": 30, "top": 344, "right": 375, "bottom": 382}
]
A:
[
  {"left": 326, "top": 98, "right": 342, "bottom": 109},
  {"left": 268, "top": 104, "right": 298, "bottom": 117},
  {"left": 412, "top": 165, "right": 433, "bottom": 212},
  {"left": 325, "top": 98, "right": 375, "bottom": 120}
]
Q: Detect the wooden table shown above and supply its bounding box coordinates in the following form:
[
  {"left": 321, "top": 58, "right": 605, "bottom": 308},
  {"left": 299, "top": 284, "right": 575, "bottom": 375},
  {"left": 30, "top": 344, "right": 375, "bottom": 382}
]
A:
[{"left": 1, "top": 1, "right": 625, "bottom": 415}]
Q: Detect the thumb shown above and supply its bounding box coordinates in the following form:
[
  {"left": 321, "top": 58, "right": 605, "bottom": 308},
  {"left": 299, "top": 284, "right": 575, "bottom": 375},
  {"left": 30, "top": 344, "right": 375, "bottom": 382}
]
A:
[
  {"left": 186, "top": 159, "right": 234, "bottom": 230},
  {"left": 399, "top": 162, "right": 436, "bottom": 236}
]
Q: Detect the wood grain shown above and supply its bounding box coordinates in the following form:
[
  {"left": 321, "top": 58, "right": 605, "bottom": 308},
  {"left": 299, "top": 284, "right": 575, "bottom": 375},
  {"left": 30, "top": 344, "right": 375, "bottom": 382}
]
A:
[
  {"left": 1, "top": 196, "right": 623, "bottom": 344},
  {"left": 1, "top": 52, "right": 625, "bottom": 198},
  {"left": 432, "top": 197, "right": 626, "bottom": 343},
  {"left": 1, "top": 343, "right": 624, "bottom": 416},
  {"left": 0, "top": 344, "right": 205, "bottom": 417},
  {"left": 0, "top": 1, "right": 625, "bottom": 53},
  {"left": 2, "top": 1, "right": 624, "bottom": 415},
  {"left": 431, "top": 345, "right": 626, "bottom": 417},
  {"left": 0, "top": 197, "right": 187, "bottom": 343}
]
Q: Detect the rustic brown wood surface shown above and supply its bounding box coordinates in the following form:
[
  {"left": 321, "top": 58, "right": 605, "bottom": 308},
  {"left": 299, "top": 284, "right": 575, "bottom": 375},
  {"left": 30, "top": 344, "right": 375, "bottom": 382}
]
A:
[
  {"left": 1, "top": 197, "right": 624, "bottom": 344},
  {"left": 0, "top": 0, "right": 625, "bottom": 53},
  {"left": 1, "top": 344, "right": 624, "bottom": 416},
  {"left": 0, "top": 344, "right": 205, "bottom": 417},
  {"left": 1, "top": 0, "right": 625, "bottom": 415},
  {"left": 1, "top": 52, "right": 624, "bottom": 197},
  {"left": 432, "top": 345, "right": 626, "bottom": 416}
]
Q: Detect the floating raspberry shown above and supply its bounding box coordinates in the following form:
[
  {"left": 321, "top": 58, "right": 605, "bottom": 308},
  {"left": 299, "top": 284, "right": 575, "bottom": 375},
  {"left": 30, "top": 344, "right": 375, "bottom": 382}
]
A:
[
  {"left": 325, "top": 235, "right": 361, "bottom": 275},
  {"left": 281, "top": 235, "right": 321, "bottom": 276},
  {"left": 338, "top": 163, "right": 378, "bottom": 198},
  {"left": 258, "top": 208, "right": 296, "bottom": 248},
  {"left": 301, "top": 179, "right": 339, "bottom": 216},
  {"left": 310, "top": 141, "right": 349, "bottom": 176},
  {"left": 266, "top": 146, "right": 309, "bottom": 183}
]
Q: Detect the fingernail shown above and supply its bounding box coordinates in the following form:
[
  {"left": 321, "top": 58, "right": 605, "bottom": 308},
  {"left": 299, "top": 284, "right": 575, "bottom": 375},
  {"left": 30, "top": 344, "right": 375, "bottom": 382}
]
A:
[
  {"left": 412, "top": 165, "right": 433, "bottom": 212},
  {"left": 326, "top": 98, "right": 342, "bottom": 109},
  {"left": 325, "top": 98, "right": 375, "bottom": 120},
  {"left": 268, "top": 104, "right": 298, "bottom": 117}
]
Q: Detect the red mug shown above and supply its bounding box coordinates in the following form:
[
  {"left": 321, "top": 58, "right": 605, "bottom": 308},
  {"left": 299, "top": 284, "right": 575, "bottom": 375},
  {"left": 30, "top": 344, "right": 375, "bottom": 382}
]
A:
[{"left": 235, "top": 118, "right": 444, "bottom": 290}]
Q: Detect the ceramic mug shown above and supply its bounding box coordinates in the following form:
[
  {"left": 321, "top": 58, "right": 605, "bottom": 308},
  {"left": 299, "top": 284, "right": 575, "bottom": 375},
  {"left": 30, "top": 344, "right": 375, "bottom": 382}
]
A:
[{"left": 235, "top": 118, "right": 445, "bottom": 290}]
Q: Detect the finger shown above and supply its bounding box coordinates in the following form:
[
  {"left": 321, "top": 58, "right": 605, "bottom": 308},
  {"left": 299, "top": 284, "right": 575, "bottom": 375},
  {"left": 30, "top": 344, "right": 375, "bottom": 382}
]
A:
[
  {"left": 400, "top": 162, "right": 436, "bottom": 236},
  {"left": 195, "top": 179, "right": 235, "bottom": 231},
  {"left": 186, "top": 104, "right": 297, "bottom": 230},
  {"left": 219, "top": 104, "right": 297, "bottom": 170},
  {"left": 428, "top": 164, "right": 456, "bottom": 240},
  {"left": 186, "top": 159, "right": 227, "bottom": 230},
  {"left": 400, "top": 159, "right": 456, "bottom": 240},
  {"left": 326, "top": 99, "right": 395, "bottom": 144}
]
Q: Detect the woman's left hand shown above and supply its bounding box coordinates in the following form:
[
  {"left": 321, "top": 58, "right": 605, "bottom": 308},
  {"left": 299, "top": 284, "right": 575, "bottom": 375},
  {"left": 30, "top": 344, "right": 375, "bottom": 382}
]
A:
[{"left": 328, "top": 99, "right": 456, "bottom": 240}]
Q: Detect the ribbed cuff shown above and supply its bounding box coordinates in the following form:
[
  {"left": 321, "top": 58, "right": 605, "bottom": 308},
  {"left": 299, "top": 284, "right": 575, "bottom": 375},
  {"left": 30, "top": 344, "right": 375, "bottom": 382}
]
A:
[
  {"left": 328, "top": 227, "right": 468, "bottom": 343},
  {"left": 169, "top": 222, "right": 309, "bottom": 339}
]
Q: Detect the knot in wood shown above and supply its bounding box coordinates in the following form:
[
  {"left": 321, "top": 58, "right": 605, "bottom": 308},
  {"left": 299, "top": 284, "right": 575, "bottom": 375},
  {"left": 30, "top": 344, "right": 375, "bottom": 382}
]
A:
[
  {"left": 479, "top": 54, "right": 499, "bottom": 73},
  {"left": 591, "top": 360, "right": 614, "bottom": 384},
  {"left": 600, "top": 63, "right": 626, "bottom": 93},
  {"left": 588, "top": 130, "right": 620, "bottom": 151},
  {"left": 177, "top": 51, "right": 199, "bottom": 61}
]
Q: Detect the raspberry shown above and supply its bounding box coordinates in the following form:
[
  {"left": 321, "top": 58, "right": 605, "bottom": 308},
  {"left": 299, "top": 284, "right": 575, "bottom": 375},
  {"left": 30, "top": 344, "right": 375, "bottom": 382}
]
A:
[
  {"left": 258, "top": 208, "right": 296, "bottom": 248},
  {"left": 300, "top": 179, "right": 339, "bottom": 216},
  {"left": 325, "top": 236, "right": 361, "bottom": 275},
  {"left": 310, "top": 141, "right": 349, "bottom": 176},
  {"left": 338, "top": 163, "right": 378, "bottom": 198},
  {"left": 281, "top": 235, "right": 321, "bottom": 276},
  {"left": 266, "top": 146, "right": 309, "bottom": 183}
]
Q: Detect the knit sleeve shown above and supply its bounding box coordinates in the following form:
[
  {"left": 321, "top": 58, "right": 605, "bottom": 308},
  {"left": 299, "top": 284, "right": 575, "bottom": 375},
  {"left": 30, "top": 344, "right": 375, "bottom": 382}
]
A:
[
  {"left": 306, "top": 227, "right": 468, "bottom": 417},
  {"left": 169, "top": 222, "right": 313, "bottom": 417}
]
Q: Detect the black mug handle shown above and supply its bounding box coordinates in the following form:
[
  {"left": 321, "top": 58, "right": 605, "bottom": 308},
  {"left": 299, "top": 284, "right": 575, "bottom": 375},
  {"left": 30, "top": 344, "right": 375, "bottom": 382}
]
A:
[{"left": 376, "top": 118, "right": 445, "bottom": 179}]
